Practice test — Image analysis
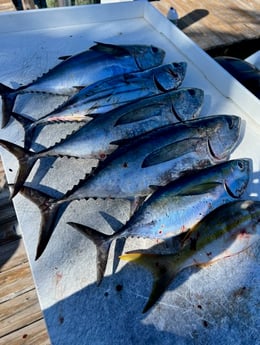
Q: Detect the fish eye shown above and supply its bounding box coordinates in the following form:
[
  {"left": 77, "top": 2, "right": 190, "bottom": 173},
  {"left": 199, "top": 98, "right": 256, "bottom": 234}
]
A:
[
  {"left": 188, "top": 89, "right": 196, "bottom": 96},
  {"left": 238, "top": 161, "right": 244, "bottom": 170},
  {"left": 151, "top": 46, "right": 159, "bottom": 53}
]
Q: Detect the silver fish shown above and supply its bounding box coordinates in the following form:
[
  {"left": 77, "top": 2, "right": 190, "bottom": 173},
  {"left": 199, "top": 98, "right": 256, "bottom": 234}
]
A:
[
  {"left": 16, "top": 62, "right": 187, "bottom": 146},
  {"left": 120, "top": 200, "right": 260, "bottom": 313},
  {"left": 68, "top": 158, "right": 250, "bottom": 284},
  {"left": 20, "top": 115, "right": 241, "bottom": 260},
  {"left": 0, "top": 42, "right": 165, "bottom": 127},
  {"left": 0, "top": 87, "right": 204, "bottom": 197}
]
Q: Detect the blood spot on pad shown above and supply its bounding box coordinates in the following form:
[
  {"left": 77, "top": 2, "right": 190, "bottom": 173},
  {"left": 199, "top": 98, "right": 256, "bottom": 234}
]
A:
[{"left": 115, "top": 284, "right": 123, "bottom": 292}]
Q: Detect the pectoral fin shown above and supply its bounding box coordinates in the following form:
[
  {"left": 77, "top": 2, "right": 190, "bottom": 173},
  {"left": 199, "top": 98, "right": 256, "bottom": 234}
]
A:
[
  {"left": 115, "top": 103, "right": 164, "bottom": 126},
  {"left": 176, "top": 181, "right": 223, "bottom": 197},
  {"left": 142, "top": 138, "right": 202, "bottom": 168}
]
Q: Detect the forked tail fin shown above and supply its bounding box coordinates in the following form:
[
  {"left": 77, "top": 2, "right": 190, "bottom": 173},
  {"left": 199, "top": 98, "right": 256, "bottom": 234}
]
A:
[
  {"left": 120, "top": 252, "right": 180, "bottom": 313},
  {"left": 10, "top": 112, "right": 37, "bottom": 150},
  {"left": 68, "top": 222, "right": 113, "bottom": 285},
  {"left": 0, "top": 139, "right": 39, "bottom": 198},
  {"left": 0, "top": 83, "right": 16, "bottom": 128},
  {"left": 20, "top": 186, "right": 68, "bottom": 260}
]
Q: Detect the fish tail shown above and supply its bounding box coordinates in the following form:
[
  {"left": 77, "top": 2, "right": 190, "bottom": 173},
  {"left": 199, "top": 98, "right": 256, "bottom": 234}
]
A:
[
  {"left": 0, "top": 83, "right": 14, "bottom": 94},
  {"left": 68, "top": 222, "right": 112, "bottom": 285},
  {"left": 10, "top": 111, "right": 34, "bottom": 129},
  {"left": 0, "top": 83, "right": 16, "bottom": 128},
  {"left": 10, "top": 112, "right": 36, "bottom": 150},
  {"left": 20, "top": 186, "right": 67, "bottom": 260},
  {"left": 120, "top": 252, "right": 180, "bottom": 313},
  {"left": 0, "top": 139, "right": 38, "bottom": 198}
]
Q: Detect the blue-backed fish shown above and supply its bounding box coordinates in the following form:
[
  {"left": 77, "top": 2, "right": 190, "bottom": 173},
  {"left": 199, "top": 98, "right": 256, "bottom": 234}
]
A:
[
  {"left": 0, "top": 42, "right": 165, "bottom": 127},
  {"left": 14, "top": 62, "right": 187, "bottom": 148},
  {"left": 20, "top": 115, "right": 241, "bottom": 260},
  {"left": 0, "top": 87, "right": 204, "bottom": 197},
  {"left": 68, "top": 159, "right": 250, "bottom": 284}
]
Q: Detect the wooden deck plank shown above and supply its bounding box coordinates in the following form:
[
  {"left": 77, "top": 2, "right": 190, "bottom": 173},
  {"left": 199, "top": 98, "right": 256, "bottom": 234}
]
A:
[
  {"left": 0, "top": 289, "right": 44, "bottom": 338},
  {"left": 0, "top": 239, "right": 50, "bottom": 344},
  {"left": 152, "top": 0, "right": 260, "bottom": 49},
  {"left": 0, "top": 0, "right": 15, "bottom": 11},
  {"left": 0, "top": 262, "right": 35, "bottom": 303},
  {"left": 0, "top": 319, "right": 50, "bottom": 345}
]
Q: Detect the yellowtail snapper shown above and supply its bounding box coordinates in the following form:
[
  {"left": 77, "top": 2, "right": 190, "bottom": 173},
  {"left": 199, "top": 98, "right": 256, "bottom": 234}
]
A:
[{"left": 120, "top": 200, "right": 260, "bottom": 313}]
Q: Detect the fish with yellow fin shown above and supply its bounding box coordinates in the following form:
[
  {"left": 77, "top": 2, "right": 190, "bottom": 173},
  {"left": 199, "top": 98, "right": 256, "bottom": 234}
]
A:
[
  {"left": 68, "top": 158, "right": 250, "bottom": 285},
  {"left": 120, "top": 200, "right": 260, "bottom": 313}
]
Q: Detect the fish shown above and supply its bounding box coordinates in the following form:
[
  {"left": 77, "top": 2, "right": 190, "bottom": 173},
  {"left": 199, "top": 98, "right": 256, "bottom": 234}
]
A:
[
  {"left": 14, "top": 62, "right": 187, "bottom": 147},
  {"left": 20, "top": 114, "right": 241, "bottom": 260},
  {"left": 0, "top": 42, "right": 165, "bottom": 128},
  {"left": 68, "top": 158, "right": 250, "bottom": 284},
  {"left": 120, "top": 199, "right": 260, "bottom": 313},
  {"left": 0, "top": 87, "right": 204, "bottom": 197}
]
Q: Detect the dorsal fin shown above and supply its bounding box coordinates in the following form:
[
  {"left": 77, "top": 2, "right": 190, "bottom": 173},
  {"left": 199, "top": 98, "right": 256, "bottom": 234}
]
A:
[
  {"left": 72, "top": 86, "right": 85, "bottom": 92},
  {"left": 89, "top": 42, "right": 129, "bottom": 56},
  {"left": 58, "top": 55, "right": 72, "bottom": 61}
]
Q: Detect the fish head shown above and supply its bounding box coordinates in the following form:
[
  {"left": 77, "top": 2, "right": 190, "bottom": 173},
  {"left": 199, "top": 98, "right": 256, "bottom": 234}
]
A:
[
  {"left": 170, "top": 88, "right": 204, "bottom": 121},
  {"left": 131, "top": 45, "right": 166, "bottom": 70},
  {"left": 223, "top": 159, "right": 250, "bottom": 198},
  {"left": 206, "top": 115, "right": 241, "bottom": 162},
  {"left": 187, "top": 200, "right": 260, "bottom": 264},
  {"left": 153, "top": 62, "right": 187, "bottom": 91},
  {"left": 219, "top": 200, "right": 260, "bottom": 240}
]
